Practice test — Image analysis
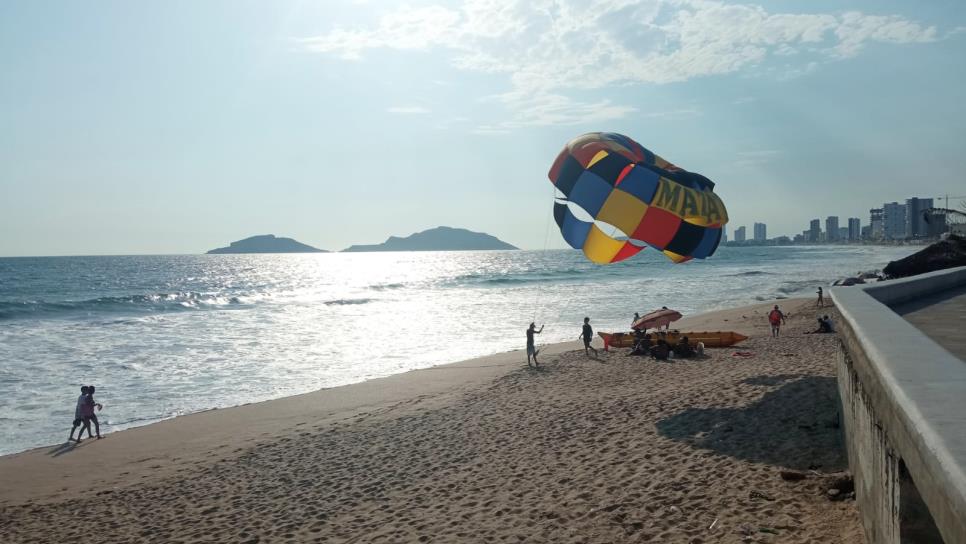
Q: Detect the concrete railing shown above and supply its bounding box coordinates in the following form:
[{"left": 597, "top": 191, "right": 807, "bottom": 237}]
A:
[{"left": 832, "top": 266, "right": 966, "bottom": 544}]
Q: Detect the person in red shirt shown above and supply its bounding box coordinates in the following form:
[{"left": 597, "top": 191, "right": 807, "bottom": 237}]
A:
[{"left": 768, "top": 305, "right": 786, "bottom": 337}]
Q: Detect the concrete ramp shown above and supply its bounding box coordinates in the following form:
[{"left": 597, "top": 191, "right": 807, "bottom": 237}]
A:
[{"left": 832, "top": 266, "right": 966, "bottom": 544}]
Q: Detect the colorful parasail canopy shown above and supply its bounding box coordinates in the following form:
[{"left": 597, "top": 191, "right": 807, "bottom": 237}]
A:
[{"left": 548, "top": 132, "right": 728, "bottom": 264}]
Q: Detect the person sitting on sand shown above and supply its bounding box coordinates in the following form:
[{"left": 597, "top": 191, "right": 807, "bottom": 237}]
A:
[
  {"left": 68, "top": 386, "right": 89, "bottom": 443},
  {"left": 821, "top": 315, "right": 835, "bottom": 333},
  {"left": 695, "top": 341, "right": 705, "bottom": 357},
  {"left": 579, "top": 317, "right": 598, "bottom": 357},
  {"left": 630, "top": 333, "right": 651, "bottom": 356},
  {"left": 632, "top": 328, "right": 646, "bottom": 349},
  {"left": 526, "top": 322, "right": 544, "bottom": 367},
  {"left": 805, "top": 317, "right": 832, "bottom": 334},
  {"left": 673, "top": 336, "right": 695, "bottom": 358},
  {"left": 768, "top": 305, "right": 786, "bottom": 337},
  {"left": 650, "top": 339, "right": 670, "bottom": 361}
]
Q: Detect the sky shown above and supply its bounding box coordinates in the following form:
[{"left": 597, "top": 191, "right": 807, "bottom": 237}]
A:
[{"left": 1, "top": 0, "right": 965, "bottom": 256}]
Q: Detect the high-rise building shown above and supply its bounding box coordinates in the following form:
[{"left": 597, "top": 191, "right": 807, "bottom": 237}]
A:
[
  {"left": 869, "top": 208, "right": 884, "bottom": 240},
  {"left": 883, "top": 202, "right": 907, "bottom": 240},
  {"left": 721, "top": 225, "right": 728, "bottom": 244},
  {"left": 809, "top": 219, "right": 821, "bottom": 243},
  {"left": 753, "top": 222, "right": 766, "bottom": 242},
  {"left": 826, "top": 216, "right": 840, "bottom": 242},
  {"left": 848, "top": 218, "right": 861, "bottom": 241},
  {"left": 905, "top": 197, "right": 934, "bottom": 238},
  {"left": 734, "top": 226, "right": 746, "bottom": 243}
]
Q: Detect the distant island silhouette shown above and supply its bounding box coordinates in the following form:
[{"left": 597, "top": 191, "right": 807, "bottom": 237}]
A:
[
  {"left": 207, "top": 235, "right": 326, "bottom": 254},
  {"left": 343, "top": 226, "right": 518, "bottom": 252}
]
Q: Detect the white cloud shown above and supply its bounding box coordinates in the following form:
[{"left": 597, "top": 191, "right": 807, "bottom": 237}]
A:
[
  {"left": 298, "top": 6, "right": 462, "bottom": 60},
  {"left": 435, "top": 116, "right": 471, "bottom": 129},
  {"left": 735, "top": 148, "right": 782, "bottom": 167},
  {"left": 301, "top": 1, "right": 941, "bottom": 129},
  {"left": 480, "top": 90, "right": 638, "bottom": 130},
  {"left": 387, "top": 106, "right": 431, "bottom": 114},
  {"left": 641, "top": 107, "right": 701, "bottom": 119}
]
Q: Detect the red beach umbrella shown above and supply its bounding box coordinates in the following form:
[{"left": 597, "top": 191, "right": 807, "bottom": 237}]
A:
[{"left": 632, "top": 308, "right": 683, "bottom": 330}]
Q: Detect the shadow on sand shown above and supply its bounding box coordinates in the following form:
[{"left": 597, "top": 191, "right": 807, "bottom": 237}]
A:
[
  {"left": 47, "top": 441, "right": 86, "bottom": 458},
  {"left": 656, "top": 376, "right": 845, "bottom": 471}
]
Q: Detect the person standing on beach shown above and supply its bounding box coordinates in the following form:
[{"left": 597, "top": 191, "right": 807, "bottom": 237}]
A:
[
  {"left": 526, "top": 323, "right": 543, "bottom": 367},
  {"left": 768, "top": 305, "right": 786, "bottom": 337},
  {"left": 68, "top": 386, "right": 89, "bottom": 443},
  {"left": 816, "top": 287, "right": 824, "bottom": 307},
  {"left": 76, "top": 386, "right": 103, "bottom": 440},
  {"left": 84, "top": 385, "right": 104, "bottom": 439},
  {"left": 580, "top": 317, "right": 598, "bottom": 357}
]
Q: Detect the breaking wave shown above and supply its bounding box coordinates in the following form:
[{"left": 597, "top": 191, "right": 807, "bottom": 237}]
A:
[{"left": 0, "top": 292, "right": 244, "bottom": 321}]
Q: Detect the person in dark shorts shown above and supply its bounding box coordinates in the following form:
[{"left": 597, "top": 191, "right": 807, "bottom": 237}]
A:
[
  {"left": 83, "top": 385, "right": 104, "bottom": 439},
  {"left": 68, "top": 385, "right": 89, "bottom": 443},
  {"left": 526, "top": 322, "right": 544, "bottom": 367},
  {"left": 816, "top": 287, "right": 824, "bottom": 307},
  {"left": 579, "top": 317, "right": 598, "bottom": 357}
]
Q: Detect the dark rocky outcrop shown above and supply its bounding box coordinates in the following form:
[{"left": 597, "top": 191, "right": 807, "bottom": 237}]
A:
[
  {"left": 207, "top": 235, "right": 326, "bottom": 254},
  {"left": 343, "top": 226, "right": 517, "bottom": 252},
  {"left": 883, "top": 234, "right": 966, "bottom": 279}
]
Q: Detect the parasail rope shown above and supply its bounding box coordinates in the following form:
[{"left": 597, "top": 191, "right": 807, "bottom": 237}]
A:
[{"left": 532, "top": 183, "right": 557, "bottom": 325}]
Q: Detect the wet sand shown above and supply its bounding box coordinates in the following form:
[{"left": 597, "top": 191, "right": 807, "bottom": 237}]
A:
[{"left": 0, "top": 297, "right": 861, "bottom": 543}]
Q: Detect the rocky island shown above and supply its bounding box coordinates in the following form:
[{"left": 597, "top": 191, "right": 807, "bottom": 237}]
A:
[
  {"left": 343, "top": 226, "right": 517, "bottom": 252},
  {"left": 207, "top": 235, "right": 326, "bottom": 254}
]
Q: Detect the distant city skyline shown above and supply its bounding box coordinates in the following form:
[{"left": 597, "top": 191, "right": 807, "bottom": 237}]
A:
[
  {"left": 727, "top": 194, "right": 961, "bottom": 244},
  {"left": 2, "top": 1, "right": 966, "bottom": 256}
]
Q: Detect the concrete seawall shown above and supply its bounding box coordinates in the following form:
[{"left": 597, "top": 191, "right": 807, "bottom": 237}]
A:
[{"left": 832, "top": 266, "right": 966, "bottom": 543}]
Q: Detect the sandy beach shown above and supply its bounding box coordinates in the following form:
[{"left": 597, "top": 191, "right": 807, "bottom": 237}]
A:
[{"left": 0, "top": 297, "right": 862, "bottom": 543}]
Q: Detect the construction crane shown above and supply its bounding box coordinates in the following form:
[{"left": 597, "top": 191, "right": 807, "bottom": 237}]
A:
[
  {"left": 936, "top": 194, "right": 966, "bottom": 211},
  {"left": 922, "top": 207, "right": 966, "bottom": 237}
]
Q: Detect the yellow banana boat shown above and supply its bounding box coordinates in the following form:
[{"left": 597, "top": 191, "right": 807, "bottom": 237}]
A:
[{"left": 599, "top": 331, "right": 748, "bottom": 351}]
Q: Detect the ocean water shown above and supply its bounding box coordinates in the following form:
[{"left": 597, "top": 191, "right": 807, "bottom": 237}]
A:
[{"left": 0, "top": 245, "right": 916, "bottom": 455}]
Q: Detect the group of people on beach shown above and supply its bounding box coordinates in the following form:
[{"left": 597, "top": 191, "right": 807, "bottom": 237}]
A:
[
  {"left": 628, "top": 331, "right": 703, "bottom": 360},
  {"left": 68, "top": 385, "right": 103, "bottom": 443},
  {"left": 526, "top": 316, "right": 599, "bottom": 367},
  {"left": 526, "top": 314, "right": 706, "bottom": 366},
  {"left": 767, "top": 286, "right": 835, "bottom": 338}
]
